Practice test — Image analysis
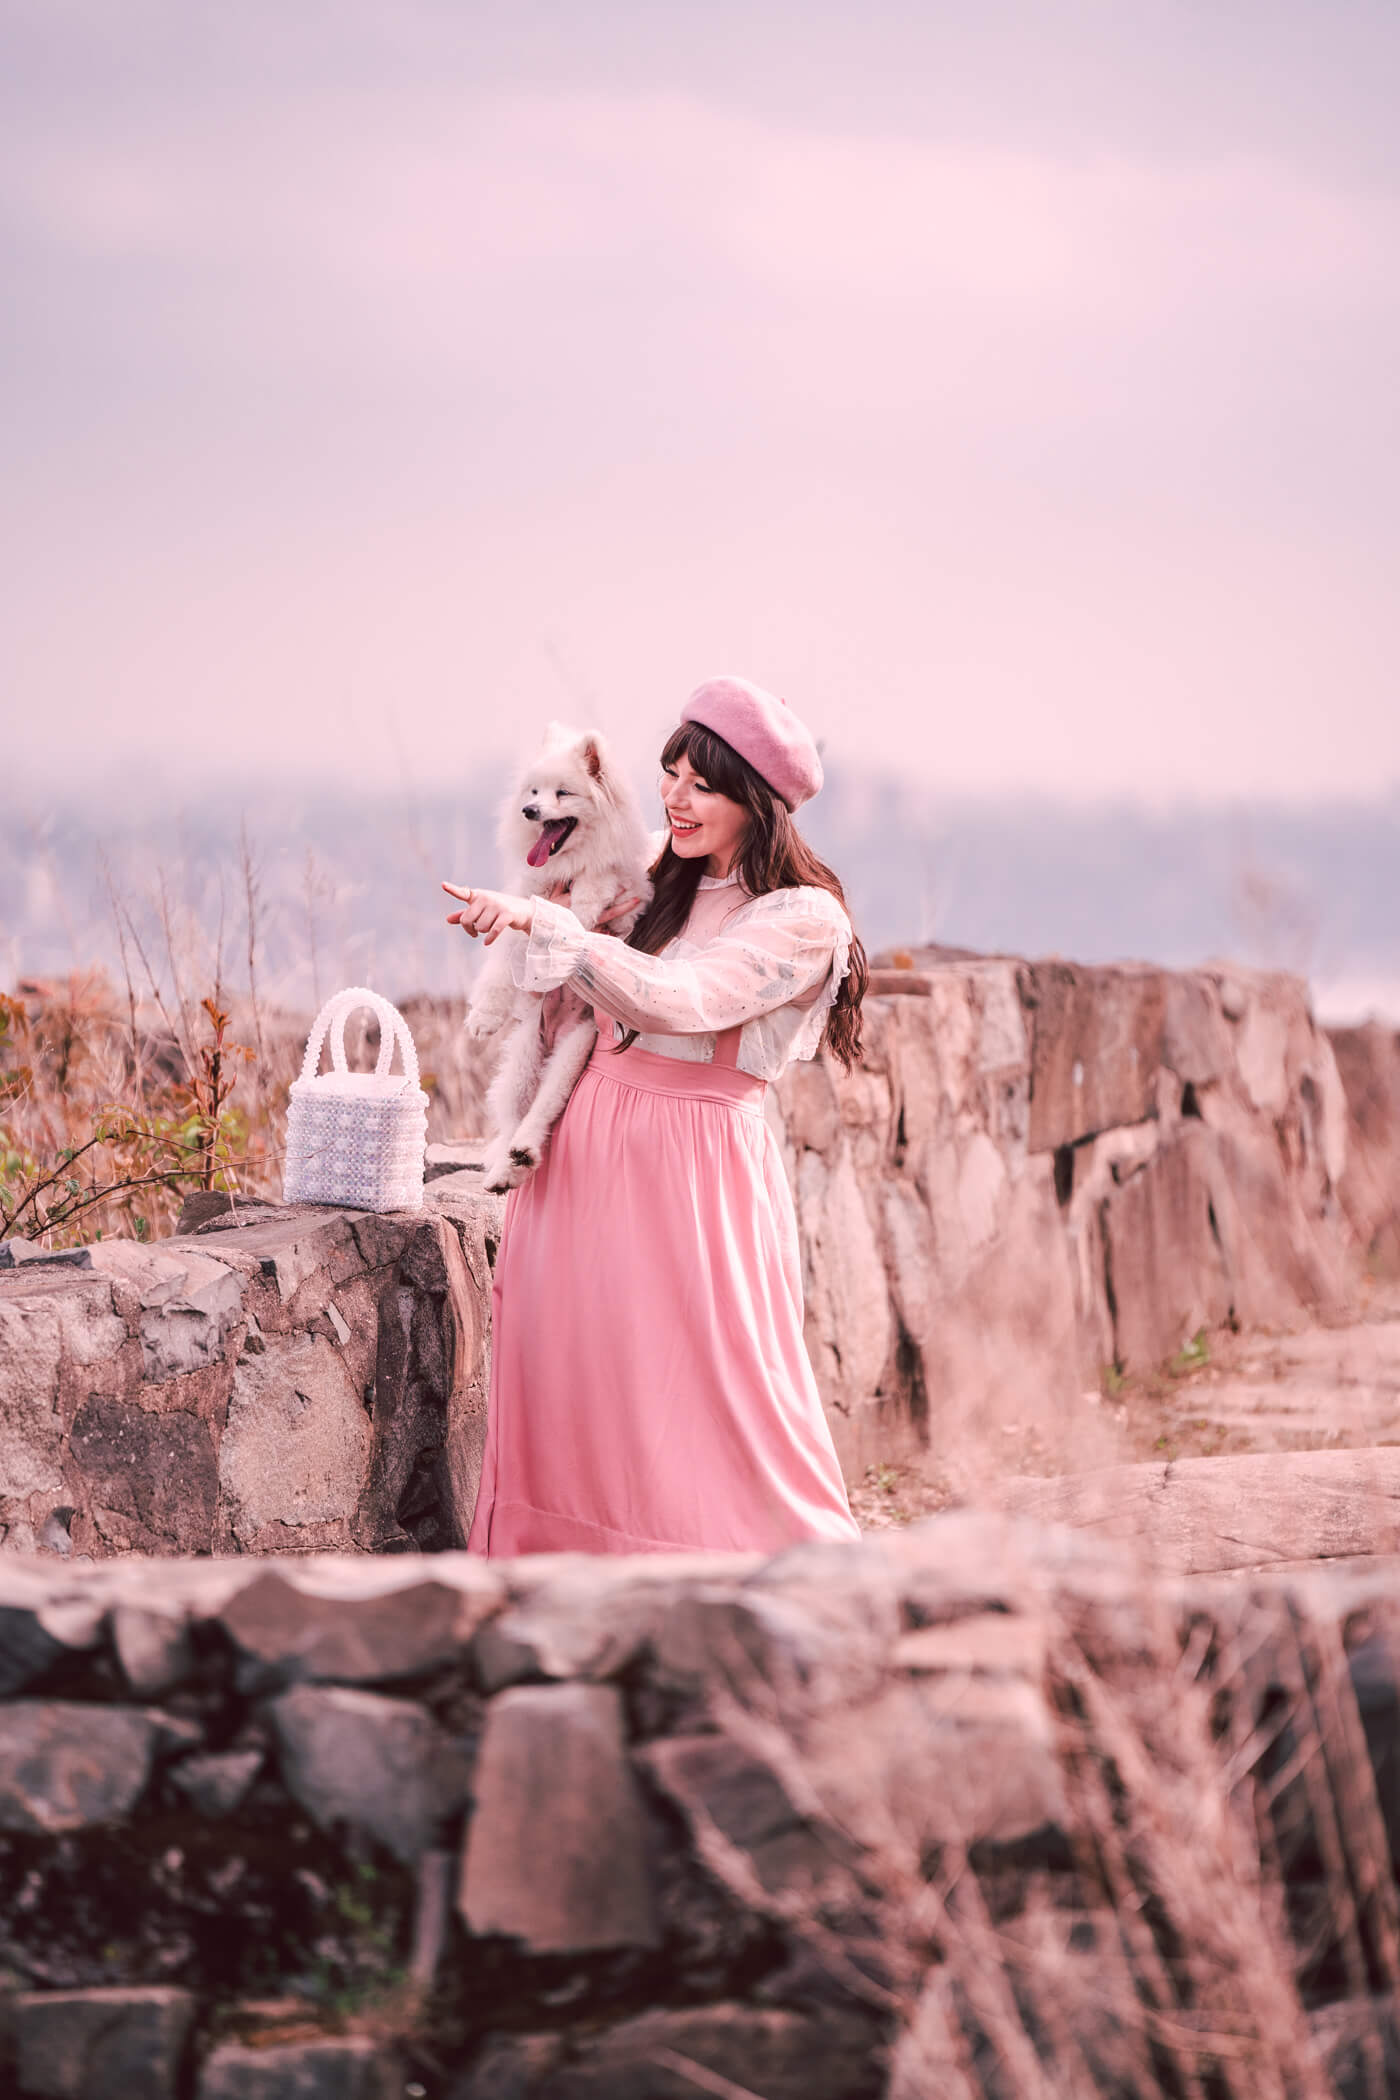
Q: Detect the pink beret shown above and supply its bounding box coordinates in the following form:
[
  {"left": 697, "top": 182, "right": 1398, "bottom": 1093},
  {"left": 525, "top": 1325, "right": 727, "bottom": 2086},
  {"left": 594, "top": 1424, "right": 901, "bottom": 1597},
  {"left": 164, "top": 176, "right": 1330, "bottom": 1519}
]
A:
[{"left": 680, "top": 676, "right": 824, "bottom": 811}]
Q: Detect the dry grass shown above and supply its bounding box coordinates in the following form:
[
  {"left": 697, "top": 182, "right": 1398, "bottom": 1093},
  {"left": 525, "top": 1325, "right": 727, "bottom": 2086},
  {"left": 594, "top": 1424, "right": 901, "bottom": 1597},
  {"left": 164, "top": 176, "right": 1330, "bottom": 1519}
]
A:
[
  {"left": 0, "top": 977, "right": 486, "bottom": 1251},
  {"left": 679, "top": 1560, "right": 1395, "bottom": 2099}
]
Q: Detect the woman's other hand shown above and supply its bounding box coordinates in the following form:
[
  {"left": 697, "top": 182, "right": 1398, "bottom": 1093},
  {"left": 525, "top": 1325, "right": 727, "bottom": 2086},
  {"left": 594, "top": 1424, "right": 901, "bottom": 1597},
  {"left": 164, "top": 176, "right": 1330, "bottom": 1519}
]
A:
[{"left": 442, "top": 883, "right": 535, "bottom": 944}]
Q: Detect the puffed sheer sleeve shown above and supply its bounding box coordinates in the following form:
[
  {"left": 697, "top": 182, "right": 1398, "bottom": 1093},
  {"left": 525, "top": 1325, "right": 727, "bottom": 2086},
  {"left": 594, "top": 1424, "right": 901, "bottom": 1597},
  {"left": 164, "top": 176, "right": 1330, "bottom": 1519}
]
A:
[{"left": 512, "top": 887, "right": 851, "bottom": 1037}]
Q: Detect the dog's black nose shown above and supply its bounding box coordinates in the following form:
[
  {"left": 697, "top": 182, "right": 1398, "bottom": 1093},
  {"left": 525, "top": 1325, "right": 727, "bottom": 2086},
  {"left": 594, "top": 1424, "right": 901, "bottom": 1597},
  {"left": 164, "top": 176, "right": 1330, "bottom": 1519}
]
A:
[{"left": 522, "top": 803, "right": 540, "bottom": 821}]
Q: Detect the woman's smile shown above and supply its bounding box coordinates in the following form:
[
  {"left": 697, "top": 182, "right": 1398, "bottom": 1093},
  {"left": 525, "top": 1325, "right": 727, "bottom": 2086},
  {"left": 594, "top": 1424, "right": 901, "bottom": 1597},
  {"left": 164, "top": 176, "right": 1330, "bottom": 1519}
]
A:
[{"left": 661, "top": 754, "right": 749, "bottom": 875}]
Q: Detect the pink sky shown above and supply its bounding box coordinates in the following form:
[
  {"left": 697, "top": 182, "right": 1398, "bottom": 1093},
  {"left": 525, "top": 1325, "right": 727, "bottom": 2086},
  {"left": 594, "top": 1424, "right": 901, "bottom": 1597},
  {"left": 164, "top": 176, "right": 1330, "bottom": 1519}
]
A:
[{"left": 3, "top": 0, "right": 1397, "bottom": 803}]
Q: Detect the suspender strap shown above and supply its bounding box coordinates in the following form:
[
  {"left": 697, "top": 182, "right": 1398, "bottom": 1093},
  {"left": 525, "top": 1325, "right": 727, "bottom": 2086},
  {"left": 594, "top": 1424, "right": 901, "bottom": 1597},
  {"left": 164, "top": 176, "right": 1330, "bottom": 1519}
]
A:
[{"left": 711, "top": 1024, "right": 743, "bottom": 1070}]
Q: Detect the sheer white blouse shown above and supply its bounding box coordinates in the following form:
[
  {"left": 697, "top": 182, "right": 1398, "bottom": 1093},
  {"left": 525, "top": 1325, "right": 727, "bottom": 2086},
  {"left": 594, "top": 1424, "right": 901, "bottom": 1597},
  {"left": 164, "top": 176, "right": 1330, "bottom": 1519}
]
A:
[{"left": 512, "top": 871, "right": 853, "bottom": 1081}]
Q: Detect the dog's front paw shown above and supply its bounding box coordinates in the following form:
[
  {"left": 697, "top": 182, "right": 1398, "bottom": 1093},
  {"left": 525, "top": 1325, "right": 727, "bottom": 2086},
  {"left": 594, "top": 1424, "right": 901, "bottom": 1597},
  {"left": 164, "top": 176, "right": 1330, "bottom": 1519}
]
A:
[{"left": 482, "top": 1141, "right": 536, "bottom": 1192}]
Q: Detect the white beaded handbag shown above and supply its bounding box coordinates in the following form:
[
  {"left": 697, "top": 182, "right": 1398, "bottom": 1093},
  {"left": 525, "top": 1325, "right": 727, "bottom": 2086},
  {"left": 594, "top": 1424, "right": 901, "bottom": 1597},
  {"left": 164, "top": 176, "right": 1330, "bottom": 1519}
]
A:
[{"left": 283, "top": 987, "right": 429, "bottom": 1214}]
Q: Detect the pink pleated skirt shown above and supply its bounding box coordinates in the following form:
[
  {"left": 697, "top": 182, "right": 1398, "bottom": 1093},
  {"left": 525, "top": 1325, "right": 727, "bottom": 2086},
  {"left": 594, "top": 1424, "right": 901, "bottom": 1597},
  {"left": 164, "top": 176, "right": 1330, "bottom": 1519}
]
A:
[{"left": 466, "top": 1040, "right": 861, "bottom": 1557}]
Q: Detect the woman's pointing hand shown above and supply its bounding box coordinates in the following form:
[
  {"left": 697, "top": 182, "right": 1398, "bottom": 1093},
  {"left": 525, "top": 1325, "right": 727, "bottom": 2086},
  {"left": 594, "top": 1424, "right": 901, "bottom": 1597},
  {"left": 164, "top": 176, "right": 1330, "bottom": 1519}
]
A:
[{"left": 442, "top": 883, "right": 535, "bottom": 945}]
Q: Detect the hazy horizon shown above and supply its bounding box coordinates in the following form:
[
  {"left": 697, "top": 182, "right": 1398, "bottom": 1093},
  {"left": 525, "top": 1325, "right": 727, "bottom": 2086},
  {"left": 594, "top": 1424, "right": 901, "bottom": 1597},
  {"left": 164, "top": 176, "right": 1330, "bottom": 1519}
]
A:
[{"left": 7, "top": 763, "right": 1398, "bottom": 1026}]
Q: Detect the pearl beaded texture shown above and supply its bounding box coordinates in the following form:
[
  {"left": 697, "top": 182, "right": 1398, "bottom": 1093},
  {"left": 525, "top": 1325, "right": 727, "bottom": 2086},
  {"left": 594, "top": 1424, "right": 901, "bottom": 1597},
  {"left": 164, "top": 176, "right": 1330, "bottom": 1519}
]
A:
[{"left": 283, "top": 988, "right": 429, "bottom": 1214}]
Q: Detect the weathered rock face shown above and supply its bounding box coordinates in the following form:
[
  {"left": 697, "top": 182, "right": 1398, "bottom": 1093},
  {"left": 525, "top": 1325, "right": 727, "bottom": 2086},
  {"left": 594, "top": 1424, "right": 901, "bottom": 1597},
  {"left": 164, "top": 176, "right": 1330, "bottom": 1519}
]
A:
[
  {"left": 1329, "top": 1018, "right": 1400, "bottom": 1279},
  {"left": 0, "top": 1524, "right": 1397, "bottom": 2098},
  {"left": 0, "top": 1175, "right": 500, "bottom": 1560},
  {"left": 772, "top": 955, "right": 1364, "bottom": 1470}
]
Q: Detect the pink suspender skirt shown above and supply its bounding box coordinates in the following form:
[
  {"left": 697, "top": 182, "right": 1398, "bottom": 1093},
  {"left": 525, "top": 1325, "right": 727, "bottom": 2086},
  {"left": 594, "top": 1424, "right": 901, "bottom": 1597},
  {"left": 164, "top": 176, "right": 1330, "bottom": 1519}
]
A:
[{"left": 465, "top": 1026, "right": 860, "bottom": 1557}]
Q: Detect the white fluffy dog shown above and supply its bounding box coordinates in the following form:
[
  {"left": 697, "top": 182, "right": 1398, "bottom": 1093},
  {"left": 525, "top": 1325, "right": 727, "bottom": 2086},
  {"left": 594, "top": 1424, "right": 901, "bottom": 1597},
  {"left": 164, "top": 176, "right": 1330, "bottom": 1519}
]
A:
[{"left": 466, "top": 722, "right": 653, "bottom": 1191}]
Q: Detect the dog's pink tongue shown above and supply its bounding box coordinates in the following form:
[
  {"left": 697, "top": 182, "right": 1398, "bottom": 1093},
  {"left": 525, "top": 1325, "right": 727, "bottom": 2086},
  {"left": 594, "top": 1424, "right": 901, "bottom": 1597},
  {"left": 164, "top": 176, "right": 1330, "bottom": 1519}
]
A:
[{"left": 527, "top": 821, "right": 569, "bottom": 869}]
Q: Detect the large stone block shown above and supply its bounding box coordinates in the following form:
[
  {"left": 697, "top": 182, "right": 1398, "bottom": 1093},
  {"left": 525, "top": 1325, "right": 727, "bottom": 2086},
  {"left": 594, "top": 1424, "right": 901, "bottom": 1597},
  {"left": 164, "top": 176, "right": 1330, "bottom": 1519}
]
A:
[
  {"left": 219, "top": 1334, "right": 372, "bottom": 1544},
  {"left": 639, "top": 1731, "right": 852, "bottom": 1899},
  {"left": 14, "top": 1985, "right": 195, "bottom": 2100},
  {"left": 1330, "top": 1020, "right": 1400, "bottom": 1272},
  {"left": 68, "top": 1397, "right": 218, "bottom": 1553},
  {"left": 197, "top": 2037, "right": 402, "bottom": 2100},
  {"left": 221, "top": 1565, "right": 504, "bottom": 1686},
  {"left": 1021, "top": 960, "right": 1168, "bottom": 1152},
  {"left": 0, "top": 1291, "right": 68, "bottom": 1502},
  {"left": 796, "top": 1146, "right": 892, "bottom": 1432},
  {"left": 0, "top": 1702, "right": 161, "bottom": 1832},
  {"left": 270, "top": 1684, "right": 471, "bottom": 1864},
  {"left": 1100, "top": 1123, "right": 1233, "bottom": 1372},
  {"left": 459, "top": 1682, "right": 659, "bottom": 1953}
]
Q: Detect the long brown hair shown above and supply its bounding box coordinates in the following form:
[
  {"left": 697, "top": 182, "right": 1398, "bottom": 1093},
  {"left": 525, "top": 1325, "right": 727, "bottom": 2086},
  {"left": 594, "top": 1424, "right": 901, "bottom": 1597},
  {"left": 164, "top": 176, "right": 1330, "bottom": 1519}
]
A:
[{"left": 619, "top": 720, "right": 868, "bottom": 1070}]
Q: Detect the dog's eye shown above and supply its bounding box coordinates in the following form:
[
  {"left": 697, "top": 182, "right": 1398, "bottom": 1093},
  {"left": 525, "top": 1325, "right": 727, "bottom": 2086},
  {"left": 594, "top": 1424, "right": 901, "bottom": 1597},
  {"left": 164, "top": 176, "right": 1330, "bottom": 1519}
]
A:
[{"left": 555, "top": 788, "right": 572, "bottom": 798}]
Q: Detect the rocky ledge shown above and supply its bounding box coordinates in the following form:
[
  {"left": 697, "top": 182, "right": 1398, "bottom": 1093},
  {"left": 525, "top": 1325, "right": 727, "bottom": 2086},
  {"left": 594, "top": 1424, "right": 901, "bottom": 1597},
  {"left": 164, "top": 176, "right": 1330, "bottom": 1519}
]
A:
[
  {"left": 0, "top": 1175, "right": 500, "bottom": 1559},
  {"left": 3, "top": 1520, "right": 1400, "bottom": 2096}
]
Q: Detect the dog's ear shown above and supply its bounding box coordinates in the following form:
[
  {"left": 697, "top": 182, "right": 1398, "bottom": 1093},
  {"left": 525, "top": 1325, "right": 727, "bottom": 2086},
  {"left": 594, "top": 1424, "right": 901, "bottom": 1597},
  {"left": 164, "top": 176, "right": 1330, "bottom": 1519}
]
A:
[{"left": 578, "top": 732, "right": 606, "bottom": 782}]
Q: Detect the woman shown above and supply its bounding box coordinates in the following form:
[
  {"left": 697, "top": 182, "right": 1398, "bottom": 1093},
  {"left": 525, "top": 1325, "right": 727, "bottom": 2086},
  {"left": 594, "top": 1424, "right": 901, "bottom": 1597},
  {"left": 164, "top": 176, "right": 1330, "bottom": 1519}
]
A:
[{"left": 445, "top": 676, "right": 866, "bottom": 1555}]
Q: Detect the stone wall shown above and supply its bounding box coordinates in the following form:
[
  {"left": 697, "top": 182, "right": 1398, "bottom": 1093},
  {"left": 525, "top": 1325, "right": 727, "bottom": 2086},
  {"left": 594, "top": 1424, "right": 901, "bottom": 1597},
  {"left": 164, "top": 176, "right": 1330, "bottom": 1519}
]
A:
[
  {"left": 3, "top": 955, "right": 1395, "bottom": 1560},
  {"left": 0, "top": 1176, "right": 499, "bottom": 1561},
  {"left": 3, "top": 1521, "right": 1400, "bottom": 2097},
  {"left": 776, "top": 954, "right": 1367, "bottom": 1475}
]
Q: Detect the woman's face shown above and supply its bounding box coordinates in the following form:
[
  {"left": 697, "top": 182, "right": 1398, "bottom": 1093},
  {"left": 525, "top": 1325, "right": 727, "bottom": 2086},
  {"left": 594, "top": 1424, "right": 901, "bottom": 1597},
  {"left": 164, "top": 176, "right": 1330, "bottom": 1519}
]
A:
[{"left": 659, "top": 749, "right": 751, "bottom": 877}]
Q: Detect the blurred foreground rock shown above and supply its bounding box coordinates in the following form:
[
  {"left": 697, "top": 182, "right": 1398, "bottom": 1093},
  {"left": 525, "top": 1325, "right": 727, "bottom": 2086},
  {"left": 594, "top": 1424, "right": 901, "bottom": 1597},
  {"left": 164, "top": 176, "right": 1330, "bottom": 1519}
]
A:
[{"left": 2, "top": 1518, "right": 1400, "bottom": 2096}]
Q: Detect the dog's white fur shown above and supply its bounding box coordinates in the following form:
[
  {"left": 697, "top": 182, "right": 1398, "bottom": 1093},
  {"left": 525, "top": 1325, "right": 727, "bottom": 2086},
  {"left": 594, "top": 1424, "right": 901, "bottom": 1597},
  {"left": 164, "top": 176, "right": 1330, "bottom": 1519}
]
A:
[{"left": 466, "top": 722, "right": 653, "bottom": 1191}]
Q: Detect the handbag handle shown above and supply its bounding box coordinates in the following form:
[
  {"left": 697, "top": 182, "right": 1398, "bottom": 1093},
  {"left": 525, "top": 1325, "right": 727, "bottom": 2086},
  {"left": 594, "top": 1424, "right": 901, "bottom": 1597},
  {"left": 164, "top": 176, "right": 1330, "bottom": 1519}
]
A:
[{"left": 299, "top": 986, "right": 422, "bottom": 1092}]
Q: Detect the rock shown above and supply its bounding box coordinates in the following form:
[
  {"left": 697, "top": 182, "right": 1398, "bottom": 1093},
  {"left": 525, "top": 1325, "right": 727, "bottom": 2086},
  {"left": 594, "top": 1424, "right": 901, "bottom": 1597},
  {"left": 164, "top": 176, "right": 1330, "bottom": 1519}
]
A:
[
  {"left": 1330, "top": 1020, "right": 1400, "bottom": 1274},
  {"left": 1099, "top": 1123, "right": 1233, "bottom": 1371},
  {"left": 39, "top": 1510, "right": 75, "bottom": 1556},
  {"left": 0, "top": 1294, "right": 67, "bottom": 1501},
  {"left": 453, "top": 2005, "right": 886, "bottom": 2100},
  {"left": 0, "top": 1241, "right": 96, "bottom": 1270},
  {"left": 87, "top": 1240, "right": 244, "bottom": 1382},
  {"left": 459, "top": 1683, "right": 659, "bottom": 1953},
  {"left": 13, "top": 1985, "right": 195, "bottom": 2100},
  {"left": 639, "top": 1731, "right": 852, "bottom": 1900},
  {"left": 1001, "top": 1446, "right": 1400, "bottom": 1573},
  {"left": 69, "top": 1399, "right": 218, "bottom": 1554},
  {"left": 800, "top": 1668, "right": 1071, "bottom": 1864},
  {"left": 269, "top": 1684, "right": 471, "bottom": 1864},
  {"left": 169, "top": 1749, "right": 263, "bottom": 1818},
  {"left": 795, "top": 1147, "right": 893, "bottom": 1440},
  {"left": 357, "top": 1215, "right": 490, "bottom": 1552},
  {"left": 174, "top": 1190, "right": 283, "bottom": 1235},
  {"left": 1232, "top": 987, "right": 1292, "bottom": 1115},
  {"left": 221, "top": 1567, "right": 504, "bottom": 1688},
  {"left": 1020, "top": 961, "right": 1167, "bottom": 1152},
  {"left": 0, "top": 1580, "right": 106, "bottom": 1697},
  {"left": 197, "top": 2037, "right": 403, "bottom": 2099},
  {"left": 469, "top": 1573, "right": 668, "bottom": 1692},
  {"left": 1161, "top": 973, "right": 1234, "bottom": 1087},
  {"left": 219, "top": 1335, "right": 372, "bottom": 1544},
  {"left": 0, "top": 1702, "right": 160, "bottom": 1832},
  {"left": 650, "top": 1582, "right": 894, "bottom": 1718},
  {"left": 0, "top": 1605, "right": 70, "bottom": 1696},
  {"left": 111, "top": 1603, "right": 194, "bottom": 1697},
  {"left": 425, "top": 1141, "right": 485, "bottom": 1182}
]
